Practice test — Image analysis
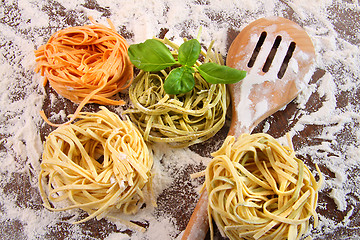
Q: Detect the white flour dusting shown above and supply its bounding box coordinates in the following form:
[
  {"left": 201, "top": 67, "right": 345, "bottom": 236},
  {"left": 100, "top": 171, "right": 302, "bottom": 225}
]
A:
[{"left": 1, "top": 0, "right": 360, "bottom": 239}]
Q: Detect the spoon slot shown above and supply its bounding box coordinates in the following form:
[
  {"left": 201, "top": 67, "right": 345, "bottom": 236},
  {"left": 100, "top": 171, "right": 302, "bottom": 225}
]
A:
[
  {"left": 262, "top": 35, "right": 282, "bottom": 73},
  {"left": 247, "top": 31, "right": 267, "bottom": 68},
  {"left": 277, "top": 41, "right": 296, "bottom": 79}
]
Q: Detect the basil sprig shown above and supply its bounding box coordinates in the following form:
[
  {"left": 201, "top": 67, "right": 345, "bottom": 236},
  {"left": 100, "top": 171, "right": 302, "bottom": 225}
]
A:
[
  {"left": 164, "top": 66, "right": 195, "bottom": 94},
  {"left": 127, "top": 39, "right": 176, "bottom": 71},
  {"left": 128, "top": 38, "right": 246, "bottom": 95}
]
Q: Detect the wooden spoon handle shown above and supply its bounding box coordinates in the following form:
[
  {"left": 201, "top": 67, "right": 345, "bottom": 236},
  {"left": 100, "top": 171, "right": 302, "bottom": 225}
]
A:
[
  {"left": 182, "top": 124, "right": 249, "bottom": 240},
  {"left": 181, "top": 191, "right": 209, "bottom": 240}
]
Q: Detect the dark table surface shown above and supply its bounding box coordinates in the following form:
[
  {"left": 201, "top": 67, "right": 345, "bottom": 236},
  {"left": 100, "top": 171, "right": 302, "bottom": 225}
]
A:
[{"left": 1, "top": 1, "right": 359, "bottom": 239}]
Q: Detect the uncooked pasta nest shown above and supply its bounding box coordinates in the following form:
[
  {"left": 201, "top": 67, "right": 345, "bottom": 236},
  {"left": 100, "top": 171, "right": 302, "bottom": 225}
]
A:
[
  {"left": 205, "top": 133, "right": 322, "bottom": 240},
  {"left": 34, "top": 17, "right": 133, "bottom": 126},
  {"left": 125, "top": 38, "right": 229, "bottom": 147},
  {"left": 38, "top": 107, "right": 154, "bottom": 225}
]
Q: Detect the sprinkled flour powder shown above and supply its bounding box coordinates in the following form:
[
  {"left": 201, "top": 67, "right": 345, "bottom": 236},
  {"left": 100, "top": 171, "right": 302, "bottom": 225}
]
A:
[{"left": 0, "top": 0, "right": 360, "bottom": 239}]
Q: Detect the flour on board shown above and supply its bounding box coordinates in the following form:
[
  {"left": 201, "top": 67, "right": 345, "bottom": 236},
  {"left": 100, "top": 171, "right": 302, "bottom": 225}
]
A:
[{"left": 0, "top": 0, "right": 359, "bottom": 239}]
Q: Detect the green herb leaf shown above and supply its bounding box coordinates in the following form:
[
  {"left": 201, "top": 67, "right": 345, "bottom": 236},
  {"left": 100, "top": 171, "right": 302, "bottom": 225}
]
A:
[
  {"left": 197, "top": 62, "right": 247, "bottom": 84},
  {"left": 178, "top": 39, "right": 201, "bottom": 67},
  {"left": 128, "top": 39, "right": 176, "bottom": 72},
  {"left": 163, "top": 67, "right": 195, "bottom": 95}
]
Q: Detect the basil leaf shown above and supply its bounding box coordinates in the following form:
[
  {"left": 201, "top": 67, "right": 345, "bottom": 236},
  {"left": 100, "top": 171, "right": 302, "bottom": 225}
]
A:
[
  {"left": 197, "top": 62, "right": 247, "bottom": 84},
  {"left": 128, "top": 39, "right": 176, "bottom": 72},
  {"left": 178, "top": 39, "right": 201, "bottom": 67},
  {"left": 164, "top": 67, "right": 195, "bottom": 95}
]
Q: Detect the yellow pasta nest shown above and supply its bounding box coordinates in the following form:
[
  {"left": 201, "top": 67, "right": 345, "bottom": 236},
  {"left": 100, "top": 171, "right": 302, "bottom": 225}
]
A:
[
  {"left": 125, "top": 38, "right": 229, "bottom": 147},
  {"left": 39, "top": 107, "right": 153, "bottom": 224},
  {"left": 205, "top": 133, "right": 322, "bottom": 240}
]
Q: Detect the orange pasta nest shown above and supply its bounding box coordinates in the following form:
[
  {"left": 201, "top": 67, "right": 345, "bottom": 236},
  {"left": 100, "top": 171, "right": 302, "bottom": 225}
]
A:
[{"left": 35, "top": 18, "right": 133, "bottom": 126}]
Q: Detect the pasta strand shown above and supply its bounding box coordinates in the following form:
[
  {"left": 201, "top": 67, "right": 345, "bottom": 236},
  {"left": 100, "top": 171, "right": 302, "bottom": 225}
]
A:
[
  {"left": 35, "top": 17, "right": 133, "bottom": 126},
  {"left": 125, "top": 38, "right": 229, "bottom": 147},
  {"left": 38, "top": 107, "right": 153, "bottom": 225},
  {"left": 204, "top": 133, "right": 322, "bottom": 240}
]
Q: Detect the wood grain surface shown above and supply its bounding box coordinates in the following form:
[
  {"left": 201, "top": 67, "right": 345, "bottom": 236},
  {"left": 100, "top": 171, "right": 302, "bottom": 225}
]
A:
[{"left": 0, "top": 1, "right": 359, "bottom": 239}]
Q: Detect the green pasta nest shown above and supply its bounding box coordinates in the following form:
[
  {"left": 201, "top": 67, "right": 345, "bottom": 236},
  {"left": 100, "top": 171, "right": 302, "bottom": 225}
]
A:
[{"left": 125, "top": 38, "right": 230, "bottom": 147}]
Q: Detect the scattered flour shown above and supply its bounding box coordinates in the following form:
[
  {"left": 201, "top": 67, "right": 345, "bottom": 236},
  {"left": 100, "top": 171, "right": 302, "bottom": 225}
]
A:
[{"left": 1, "top": 0, "right": 360, "bottom": 239}]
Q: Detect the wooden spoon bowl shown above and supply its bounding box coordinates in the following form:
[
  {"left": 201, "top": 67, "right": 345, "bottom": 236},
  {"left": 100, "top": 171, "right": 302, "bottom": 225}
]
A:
[
  {"left": 182, "top": 16, "right": 315, "bottom": 240},
  {"left": 227, "top": 16, "right": 315, "bottom": 136}
]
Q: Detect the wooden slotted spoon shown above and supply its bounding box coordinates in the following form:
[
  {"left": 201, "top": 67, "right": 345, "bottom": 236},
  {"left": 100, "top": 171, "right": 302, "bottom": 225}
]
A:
[{"left": 182, "top": 16, "right": 315, "bottom": 240}]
